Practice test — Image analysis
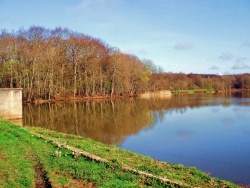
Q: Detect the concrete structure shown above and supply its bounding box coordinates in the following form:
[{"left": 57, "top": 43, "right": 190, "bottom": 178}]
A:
[{"left": 0, "top": 88, "right": 22, "bottom": 119}]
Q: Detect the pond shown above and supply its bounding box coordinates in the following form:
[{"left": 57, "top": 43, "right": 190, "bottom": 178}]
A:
[{"left": 23, "top": 91, "right": 250, "bottom": 185}]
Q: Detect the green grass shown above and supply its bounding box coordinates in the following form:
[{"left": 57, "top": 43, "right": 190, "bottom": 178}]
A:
[
  {"left": 171, "top": 89, "right": 216, "bottom": 94},
  {"left": 0, "top": 123, "right": 35, "bottom": 187},
  {"left": 0, "top": 119, "right": 240, "bottom": 187}
]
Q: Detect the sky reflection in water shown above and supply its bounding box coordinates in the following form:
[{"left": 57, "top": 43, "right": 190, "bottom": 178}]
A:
[
  {"left": 23, "top": 93, "right": 250, "bottom": 185},
  {"left": 120, "top": 96, "right": 250, "bottom": 185}
]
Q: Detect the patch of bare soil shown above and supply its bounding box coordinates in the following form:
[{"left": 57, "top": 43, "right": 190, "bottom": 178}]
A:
[
  {"left": 34, "top": 160, "right": 95, "bottom": 188},
  {"left": 61, "top": 179, "right": 96, "bottom": 188},
  {"left": 34, "top": 162, "right": 52, "bottom": 188},
  {"left": 0, "top": 148, "right": 6, "bottom": 159},
  {"left": 238, "top": 184, "right": 250, "bottom": 188}
]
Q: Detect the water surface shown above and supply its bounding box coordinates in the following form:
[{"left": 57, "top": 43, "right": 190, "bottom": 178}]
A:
[{"left": 23, "top": 92, "right": 250, "bottom": 185}]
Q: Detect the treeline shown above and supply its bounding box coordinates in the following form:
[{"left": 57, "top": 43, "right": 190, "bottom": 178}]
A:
[
  {"left": 0, "top": 26, "right": 155, "bottom": 101},
  {"left": 1, "top": 26, "right": 250, "bottom": 101},
  {"left": 150, "top": 73, "right": 250, "bottom": 91}
]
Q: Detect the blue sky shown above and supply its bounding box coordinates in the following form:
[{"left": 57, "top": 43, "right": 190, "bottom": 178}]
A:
[{"left": 0, "top": 0, "right": 250, "bottom": 74}]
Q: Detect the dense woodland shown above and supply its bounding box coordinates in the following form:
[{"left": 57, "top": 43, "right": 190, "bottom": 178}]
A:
[{"left": 0, "top": 27, "right": 250, "bottom": 101}]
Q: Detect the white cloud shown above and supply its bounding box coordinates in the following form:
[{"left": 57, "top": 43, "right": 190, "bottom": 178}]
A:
[
  {"left": 122, "top": 48, "right": 148, "bottom": 56},
  {"left": 137, "top": 49, "right": 148, "bottom": 55},
  {"left": 174, "top": 42, "right": 193, "bottom": 50},
  {"left": 77, "top": 0, "right": 92, "bottom": 10},
  {"left": 232, "top": 63, "right": 249, "bottom": 69},
  {"left": 241, "top": 41, "right": 250, "bottom": 48},
  {"left": 232, "top": 62, "right": 250, "bottom": 70},
  {"left": 236, "top": 57, "right": 248, "bottom": 64},
  {"left": 219, "top": 52, "right": 234, "bottom": 61},
  {"left": 74, "top": 0, "right": 123, "bottom": 11},
  {"left": 122, "top": 48, "right": 133, "bottom": 54},
  {"left": 232, "top": 57, "right": 249, "bottom": 70},
  {"left": 209, "top": 65, "right": 219, "bottom": 70}
]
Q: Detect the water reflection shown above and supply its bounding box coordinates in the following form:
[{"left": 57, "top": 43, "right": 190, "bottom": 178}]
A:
[
  {"left": 23, "top": 92, "right": 250, "bottom": 185},
  {"left": 23, "top": 92, "right": 250, "bottom": 145},
  {"left": 23, "top": 99, "right": 156, "bottom": 144}
]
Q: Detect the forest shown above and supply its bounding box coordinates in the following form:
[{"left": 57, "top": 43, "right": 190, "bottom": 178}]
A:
[{"left": 0, "top": 26, "right": 250, "bottom": 101}]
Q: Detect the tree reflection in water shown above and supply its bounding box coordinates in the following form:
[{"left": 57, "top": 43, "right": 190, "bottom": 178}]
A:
[{"left": 23, "top": 92, "right": 250, "bottom": 145}]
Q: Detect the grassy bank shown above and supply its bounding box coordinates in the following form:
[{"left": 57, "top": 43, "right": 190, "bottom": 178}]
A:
[
  {"left": 0, "top": 119, "right": 239, "bottom": 187},
  {"left": 171, "top": 89, "right": 216, "bottom": 94}
]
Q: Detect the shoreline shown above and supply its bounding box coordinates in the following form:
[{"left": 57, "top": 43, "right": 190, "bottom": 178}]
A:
[
  {"left": 0, "top": 119, "right": 242, "bottom": 187},
  {"left": 23, "top": 94, "right": 137, "bottom": 104},
  {"left": 22, "top": 89, "right": 250, "bottom": 104}
]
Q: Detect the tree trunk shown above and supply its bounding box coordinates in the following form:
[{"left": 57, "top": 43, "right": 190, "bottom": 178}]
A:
[{"left": 74, "top": 61, "right": 78, "bottom": 98}]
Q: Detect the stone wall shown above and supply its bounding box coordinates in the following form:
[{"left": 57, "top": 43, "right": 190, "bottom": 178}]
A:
[{"left": 0, "top": 88, "right": 22, "bottom": 119}]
